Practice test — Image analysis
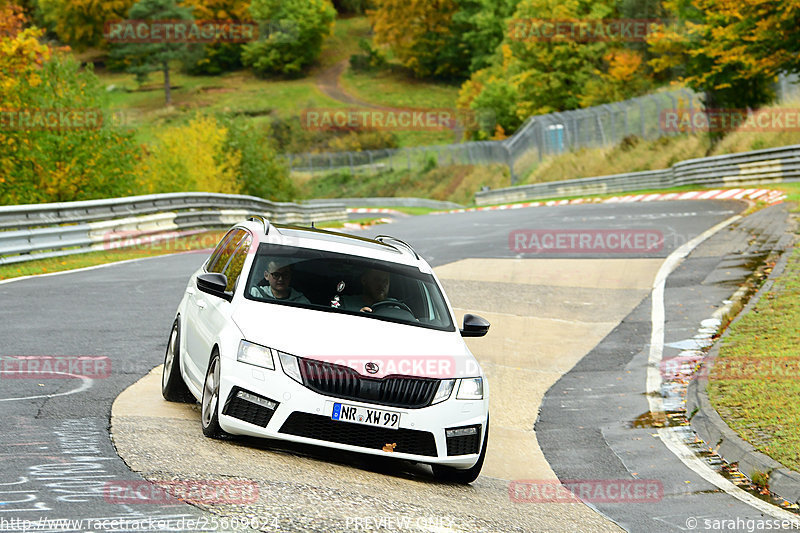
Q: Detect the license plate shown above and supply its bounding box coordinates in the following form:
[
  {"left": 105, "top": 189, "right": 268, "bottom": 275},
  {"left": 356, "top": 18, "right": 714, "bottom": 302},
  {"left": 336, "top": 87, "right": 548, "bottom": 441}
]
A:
[{"left": 331, "top": 403, "right": 400, "bottom": 430}]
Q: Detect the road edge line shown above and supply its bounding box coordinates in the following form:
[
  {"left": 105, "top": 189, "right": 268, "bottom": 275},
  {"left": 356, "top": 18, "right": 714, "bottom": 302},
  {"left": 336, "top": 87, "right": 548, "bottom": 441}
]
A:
[{"left": 646, "top": 214, "right": 800, "bottom": 520}]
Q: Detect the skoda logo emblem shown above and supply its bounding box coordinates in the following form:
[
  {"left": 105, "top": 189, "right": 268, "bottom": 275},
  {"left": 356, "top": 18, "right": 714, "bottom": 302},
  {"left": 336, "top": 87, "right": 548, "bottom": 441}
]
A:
[{"left": 365, "top": 362, "right": 379, "bottom": 374}]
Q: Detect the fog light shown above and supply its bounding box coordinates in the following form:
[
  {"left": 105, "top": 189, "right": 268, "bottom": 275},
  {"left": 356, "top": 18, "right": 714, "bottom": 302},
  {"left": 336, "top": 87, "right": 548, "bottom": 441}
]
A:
[
  {"left": 236, "top": 390, "right": 277, "bottom": 410},
  {"left": 446, "top": 427, "right": 478, "bottom": 438}
]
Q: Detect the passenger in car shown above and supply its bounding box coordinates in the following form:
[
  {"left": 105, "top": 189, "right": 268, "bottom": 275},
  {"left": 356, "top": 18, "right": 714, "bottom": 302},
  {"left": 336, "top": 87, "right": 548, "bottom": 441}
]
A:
[{"left": 250, "top": 260, "right": 310, "bottom": 304}]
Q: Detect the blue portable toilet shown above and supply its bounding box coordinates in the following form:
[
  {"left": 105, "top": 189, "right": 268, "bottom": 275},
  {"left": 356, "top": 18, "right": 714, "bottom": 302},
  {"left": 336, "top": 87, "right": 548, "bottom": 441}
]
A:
[{"left": 546, "top": 124, "right": 565, "bottom": 153}]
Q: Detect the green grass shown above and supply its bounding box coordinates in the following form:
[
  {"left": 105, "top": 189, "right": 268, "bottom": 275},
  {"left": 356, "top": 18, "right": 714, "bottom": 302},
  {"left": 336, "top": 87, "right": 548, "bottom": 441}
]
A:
[
  {"left": 317, "top": 216, "right": 384, "bottom": 229},
  {"left": 316, "top": 16, "right": 372, "bottom": 70},
  {"left": 94, "top": 15, "right": 462, "bottom": 150},
  {"left": 340, "top": 69, "right": 461, "bottom": 109},
  {"left": 0, "top": 230, "right": 226, "bottom": 281},
  {"left": 101, "top": 68, "right": 344, "bottom": 145},
  {"left": 708, "top": 245, "right": 800, "bottom": 473},
  {"left": 518, "top": 101, "right": 800, "bottom": 187},
  {"left": 300, "top": 163, "right": 511, "bottom": 206},
  {"left": 339, "top": 68, "right": 462, "bottom": 147}
]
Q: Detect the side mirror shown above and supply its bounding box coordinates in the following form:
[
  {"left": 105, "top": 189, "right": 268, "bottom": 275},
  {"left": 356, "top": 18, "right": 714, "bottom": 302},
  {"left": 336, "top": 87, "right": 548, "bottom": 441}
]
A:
[
  {"left": 197, "top": 273, "right": 231, "bottom": 302},
  {"left": 460, "top": 313, "right": 490, "bottom": 338}
]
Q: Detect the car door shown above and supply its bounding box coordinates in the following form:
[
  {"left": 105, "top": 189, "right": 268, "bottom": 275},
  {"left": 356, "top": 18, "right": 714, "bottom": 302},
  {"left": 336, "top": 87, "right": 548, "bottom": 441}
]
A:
[
  {"left": 183, "top": 229, "right": 245, "bottom": 388},
  {"left": 192, "top": 230, "right": 253, "bottom": 382}
]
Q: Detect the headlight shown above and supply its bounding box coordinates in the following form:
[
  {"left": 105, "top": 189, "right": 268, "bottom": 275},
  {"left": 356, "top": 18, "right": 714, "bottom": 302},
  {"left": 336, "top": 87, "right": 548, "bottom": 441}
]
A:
[
  {"left": 237, "top": 340, "right": 274, "bottom": 370},
  {"left": 278, "top": 351, "right": 303, "bottom": 384},
  {"left": 456, "top": 377, "right": 483, "bottom": 400},
  {"left": 431, "top": 379, "right": 455, "bottom": 404}
]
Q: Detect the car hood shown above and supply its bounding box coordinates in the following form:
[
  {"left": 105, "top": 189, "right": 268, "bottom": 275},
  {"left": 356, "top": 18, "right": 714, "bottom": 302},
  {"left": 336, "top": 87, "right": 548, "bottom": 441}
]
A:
[{"left": 231, "top": 301, "right": 479, "bottom": 379}]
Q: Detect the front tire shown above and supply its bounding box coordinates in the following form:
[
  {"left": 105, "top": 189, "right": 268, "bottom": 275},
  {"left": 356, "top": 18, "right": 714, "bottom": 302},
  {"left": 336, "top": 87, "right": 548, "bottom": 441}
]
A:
[
  {"left": 201, "top": 351, "right": 225, "bottom": 438},
  {"left": 161, "top": 319, "right": 193, "bottom": 403},
  {"left": 432, "top": 416, "right": 489, "bottom": 484}
]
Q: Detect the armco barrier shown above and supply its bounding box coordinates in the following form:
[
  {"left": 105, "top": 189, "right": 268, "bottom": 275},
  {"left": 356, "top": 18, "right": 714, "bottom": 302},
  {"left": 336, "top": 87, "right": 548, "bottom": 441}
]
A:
[
  {"left": 303, "top": 197, "right": 463, "bottom": 210},
  {"left": 0, "top": 193, "right": 347, "bottom": 266},
  {"left": 475, "top": 144, "right": 800, "bottom": 205}
]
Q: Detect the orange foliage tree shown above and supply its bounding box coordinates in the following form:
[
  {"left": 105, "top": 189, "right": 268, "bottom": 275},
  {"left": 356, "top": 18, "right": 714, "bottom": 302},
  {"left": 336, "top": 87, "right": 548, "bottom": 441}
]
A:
[{"left": 369, "top": 0, "right": 460, "bottom": 78}]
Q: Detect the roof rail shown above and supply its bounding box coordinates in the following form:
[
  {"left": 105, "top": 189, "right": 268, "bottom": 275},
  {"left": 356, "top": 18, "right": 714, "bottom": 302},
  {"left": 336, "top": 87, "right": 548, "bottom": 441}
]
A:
[
  {"left": 374, "top": 235, "right": 419, "bottom": 259},
  {"left": 247, "top": 215, "right": 271, "bottom": 234}
]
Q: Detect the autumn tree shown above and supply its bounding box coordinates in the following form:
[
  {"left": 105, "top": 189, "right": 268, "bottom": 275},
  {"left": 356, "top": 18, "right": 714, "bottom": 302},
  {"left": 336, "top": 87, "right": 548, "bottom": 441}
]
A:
[
  {"left": 137, "top": 115, "right": 242, "bottom": 195},
  {"left": 648, "top": 0, "right": 779, "bottom": 122},
  {"left": 457, "top": 0, "right": 657, "bottom": 138},
  {"left": 369, "top": 0, "right": 459, "bottom": 78},
  {"left": 0, "top": 1, "right": 26, "bottom": 37},
  {"left": 109, "top": 0, "right": 193, "bottom": 105},
  {"left": 37, "top": 0, "right": 136, "bottom": 49},
  {"left": 1, "top": 21, "right": 139, "bottom": 205},
  {"left": 241, "top": 0, "right": 336, "bottom": 76},
  {"left": 180, "top": 0, "right": 252, "bottom": 74}
]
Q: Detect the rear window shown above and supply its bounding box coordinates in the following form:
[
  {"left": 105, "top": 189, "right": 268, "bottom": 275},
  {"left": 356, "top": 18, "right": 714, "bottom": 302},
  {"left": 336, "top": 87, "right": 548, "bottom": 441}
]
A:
[{"left": 244, "top": 243, "right": 455, "bottom": 332}]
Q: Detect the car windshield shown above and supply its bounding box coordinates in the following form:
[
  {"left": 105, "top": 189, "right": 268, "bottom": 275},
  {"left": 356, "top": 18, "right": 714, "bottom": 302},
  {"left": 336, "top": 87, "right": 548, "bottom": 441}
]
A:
[{"left": 243, "top": 243, "right": 455, "bottom": 331}]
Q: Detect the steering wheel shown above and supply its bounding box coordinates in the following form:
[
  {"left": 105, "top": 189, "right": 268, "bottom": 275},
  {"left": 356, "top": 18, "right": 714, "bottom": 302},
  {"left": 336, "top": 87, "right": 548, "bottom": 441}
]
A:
[{"left": 369, "top": 299, "right": 414, "bottom": 315}]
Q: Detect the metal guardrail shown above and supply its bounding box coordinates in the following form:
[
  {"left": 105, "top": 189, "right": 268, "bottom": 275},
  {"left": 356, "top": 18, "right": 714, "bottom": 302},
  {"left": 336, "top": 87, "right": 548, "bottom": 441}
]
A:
[
  {"left": 303, "top": 197, "right": 463, "bottom": 210},
  {"left": 0, "top": 193, "right": 347, "bottom": 266},
  {"left": 474, "top": 143, "right": 800, "bottom": 206}
]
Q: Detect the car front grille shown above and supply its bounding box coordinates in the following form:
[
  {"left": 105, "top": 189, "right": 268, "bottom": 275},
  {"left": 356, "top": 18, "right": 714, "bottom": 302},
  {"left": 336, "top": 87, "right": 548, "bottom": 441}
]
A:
[
  {"left": 222, "top": 387, "right": 278, "bottom": 428},
  {"left": 279, "top": 412, "right": 438, "bottom": 457},
  {"left": 298, "top": 358, "right": 440, "bottom": 409}
]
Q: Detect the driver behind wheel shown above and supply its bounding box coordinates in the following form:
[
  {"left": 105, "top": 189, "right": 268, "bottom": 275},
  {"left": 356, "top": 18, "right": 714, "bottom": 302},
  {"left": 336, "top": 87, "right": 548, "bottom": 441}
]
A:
[{"left": 341, "top": 268, "right": 397, "bottom": 313}]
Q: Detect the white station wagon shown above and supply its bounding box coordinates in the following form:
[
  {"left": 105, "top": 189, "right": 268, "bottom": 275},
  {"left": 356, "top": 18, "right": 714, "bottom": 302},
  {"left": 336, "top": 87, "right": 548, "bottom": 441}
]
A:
[{"left": 161, "top": 217, "right": 490, "bottom": 483}]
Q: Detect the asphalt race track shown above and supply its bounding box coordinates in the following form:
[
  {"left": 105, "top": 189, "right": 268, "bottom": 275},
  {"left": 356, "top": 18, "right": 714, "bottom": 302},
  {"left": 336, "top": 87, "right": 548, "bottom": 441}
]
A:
[{"left": 2, "top": 199, "right": 797, "bottom": 532}]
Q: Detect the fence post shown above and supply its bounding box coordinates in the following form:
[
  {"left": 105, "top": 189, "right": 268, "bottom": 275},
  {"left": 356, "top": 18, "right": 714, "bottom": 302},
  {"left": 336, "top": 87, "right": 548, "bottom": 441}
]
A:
[
  {"left": 506, "top": 143, "right": 517, "bottom": 184},
  {"left": 654, "top": 98, "right": 661, "bottom": 140},
  {"left": 638, "top": 99, "right": 645, "bottom": 138}
]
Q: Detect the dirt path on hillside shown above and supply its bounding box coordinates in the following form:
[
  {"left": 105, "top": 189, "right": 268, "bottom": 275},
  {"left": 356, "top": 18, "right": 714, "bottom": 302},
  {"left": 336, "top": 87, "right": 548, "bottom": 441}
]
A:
[{"left": 317, "top": 59, "right": 388, "bottom": 109}]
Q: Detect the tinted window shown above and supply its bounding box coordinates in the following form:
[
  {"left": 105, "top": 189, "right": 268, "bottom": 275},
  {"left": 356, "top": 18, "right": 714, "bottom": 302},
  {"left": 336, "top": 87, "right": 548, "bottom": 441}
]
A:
[{"left": 244, "top": 243, "right": 455, "bottom": 332}]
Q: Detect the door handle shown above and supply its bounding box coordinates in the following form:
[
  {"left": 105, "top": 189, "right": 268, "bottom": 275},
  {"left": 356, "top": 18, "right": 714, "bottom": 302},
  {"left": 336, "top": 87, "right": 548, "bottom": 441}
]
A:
[
  {"left": 196, "top": 300, "right": 207, "bottom": 309},
  {"left": 186, "top": 287, "right": 196, "bottom": 295}
]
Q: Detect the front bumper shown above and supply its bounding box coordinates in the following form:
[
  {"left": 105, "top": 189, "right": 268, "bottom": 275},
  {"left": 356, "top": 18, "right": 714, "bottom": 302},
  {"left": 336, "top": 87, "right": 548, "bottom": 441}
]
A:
[{"left": 217, "top": 358, "right": 488, "bottom": 468}]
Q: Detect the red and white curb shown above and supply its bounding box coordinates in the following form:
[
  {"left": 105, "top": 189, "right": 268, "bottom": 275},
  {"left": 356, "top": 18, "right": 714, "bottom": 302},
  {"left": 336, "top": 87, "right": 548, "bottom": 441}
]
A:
[
  {"left": 433, "top": 188, "right": 787, "bottom": 214},
  {"left": 340, "top": 217, "right": 394, "bottom": 231}
]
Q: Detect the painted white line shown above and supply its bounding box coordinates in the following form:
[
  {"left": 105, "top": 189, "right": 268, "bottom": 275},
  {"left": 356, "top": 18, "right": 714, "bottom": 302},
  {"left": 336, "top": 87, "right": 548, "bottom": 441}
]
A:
[
  {"left": 0, "top": 370, "right": 94, "bottom": 402},
  {"left": 645, "top": 214, "right": 800, "bottom": 520},
  {"left": 749, "top": 189, "right": 768, "bottom": 199}
]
